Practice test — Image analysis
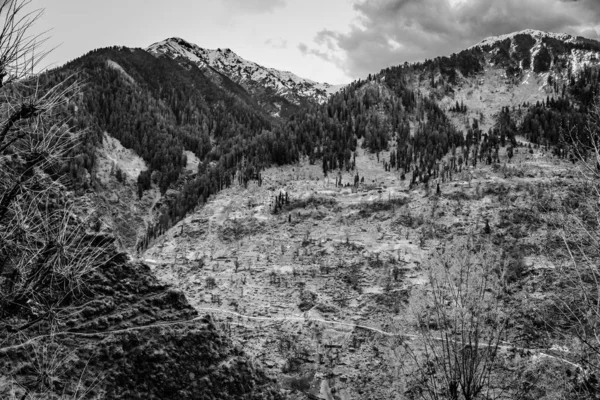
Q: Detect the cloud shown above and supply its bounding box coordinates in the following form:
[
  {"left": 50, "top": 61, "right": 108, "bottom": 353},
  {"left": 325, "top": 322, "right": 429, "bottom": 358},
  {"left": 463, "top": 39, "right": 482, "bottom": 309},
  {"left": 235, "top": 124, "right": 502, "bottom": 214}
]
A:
[
  {"left": 301, "top": 0, "right": 600, "bottom": 79},
  {"left": 265, "top": 37, "right": 288, "bottom": 49},
  {"left": 299, "top": 39, "right": 347, "bottom": 70},
  {"left": 225, "top": 0, "right": 287, "bottom": 13}
]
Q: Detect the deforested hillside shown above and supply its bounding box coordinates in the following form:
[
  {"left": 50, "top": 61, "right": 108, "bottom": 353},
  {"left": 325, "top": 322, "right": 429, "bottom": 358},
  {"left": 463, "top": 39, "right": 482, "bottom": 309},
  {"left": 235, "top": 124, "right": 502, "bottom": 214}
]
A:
[{"left": 139, "top": 29, "right": 600, "bottom": 399}]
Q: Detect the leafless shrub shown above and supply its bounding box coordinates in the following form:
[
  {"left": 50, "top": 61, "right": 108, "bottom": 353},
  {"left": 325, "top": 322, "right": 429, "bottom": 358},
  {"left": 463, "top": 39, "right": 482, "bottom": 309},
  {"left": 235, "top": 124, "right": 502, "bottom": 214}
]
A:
[
  {"left": 0, "top": 1, "right": 113, "bottom": 341},
  {"left": 406, "top": 238, "right": 511, "bottom": 400},
  {"left": 5, "top": 338, "right": 103, "bottom": 399},
  {"left": 551, "top": 100, "right": 600, "bottom": 395}
]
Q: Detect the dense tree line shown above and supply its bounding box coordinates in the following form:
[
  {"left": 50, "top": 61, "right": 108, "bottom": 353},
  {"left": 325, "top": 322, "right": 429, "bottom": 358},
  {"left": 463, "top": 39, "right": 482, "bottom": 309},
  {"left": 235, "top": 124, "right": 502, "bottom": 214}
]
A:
[
  {"left": 279, "top": 67, "right": 465, "bottom": 186},
  {"left": 41, "top": 47, "right": 277, "bottom": 194},
  {"left": 517, "top": 66, "right": 600, "bottom": 156},
  {"left": 34, "top": 46, "right": 308, "bottom": 249}
]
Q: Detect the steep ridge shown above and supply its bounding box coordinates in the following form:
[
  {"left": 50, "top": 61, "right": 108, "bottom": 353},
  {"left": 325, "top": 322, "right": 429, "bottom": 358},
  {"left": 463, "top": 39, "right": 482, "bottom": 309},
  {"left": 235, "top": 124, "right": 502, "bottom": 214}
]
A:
[{"left": 147, "top": 37, "right": 344, "bottom": 116}]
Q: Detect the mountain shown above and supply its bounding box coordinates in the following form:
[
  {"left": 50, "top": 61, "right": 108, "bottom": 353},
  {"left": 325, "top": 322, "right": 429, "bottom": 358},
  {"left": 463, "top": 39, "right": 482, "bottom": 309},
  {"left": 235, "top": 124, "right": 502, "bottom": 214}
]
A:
[
  {"left": 381, "top": 29, "right": 600, "bottom": 132},
  {"left": 137, "top": 30, "right": 600, "bottom": 399},
  {"left": 147, "top": 37, "right": 344, "bottom": 116},
  {"left": 1, "top": 44, "right": 290, "bottom": 398},
  {"left": 469, "top": 29, "right": 600, "bottom": 75},
  {"left": 47, "top": 29, "right": 600, "bottom": 251}
]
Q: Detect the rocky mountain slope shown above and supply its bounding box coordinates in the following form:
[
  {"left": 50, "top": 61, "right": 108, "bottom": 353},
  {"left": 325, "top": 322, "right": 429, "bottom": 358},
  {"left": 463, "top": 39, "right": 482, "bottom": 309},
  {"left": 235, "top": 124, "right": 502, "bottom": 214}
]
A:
[
  {"left": 7, "top": 25, "right": 597, "bottom": 399},
  {"left": 147, "top": 37, "right": 344, "bottom": 116},
  {"left": 390, "top": 29, "right": 600, "bottom": 132},
  {"left": 142, "top": 138, "right": 586, "bottom": 399},
  {"left": 135, "top": 29, "right": 600, "bottom": 399}
]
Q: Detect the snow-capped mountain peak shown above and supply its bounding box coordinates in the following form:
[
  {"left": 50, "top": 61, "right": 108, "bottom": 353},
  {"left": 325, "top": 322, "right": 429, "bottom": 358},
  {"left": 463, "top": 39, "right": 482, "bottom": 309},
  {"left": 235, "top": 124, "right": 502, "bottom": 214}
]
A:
[
  {"left": 466, "top": 29, "right": 600, "bottom": 77},
  {"left": 469, "top": 29, "right": 576, "bottom": 49},
  {"left": 147, "top": 37, "right": 343, "bottom": 105}
]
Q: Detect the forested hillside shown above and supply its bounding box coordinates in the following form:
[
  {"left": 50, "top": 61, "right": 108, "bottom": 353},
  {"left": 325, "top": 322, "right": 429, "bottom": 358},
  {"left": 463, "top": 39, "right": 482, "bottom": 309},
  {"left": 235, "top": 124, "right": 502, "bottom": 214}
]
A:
[
  {"left": 39, "top": 47, "right": 304, "bottom": 249},
  {"left": 41, "top": 31, "right": 600, "bottom": 251},
  {"left": 45, "top": 46, "right": 274, "bottom": 192},
  {"left": 280, "top": 74, "right": 463, "bottom": 187},
  {"left": 516, "top": 65, "right": 600, "bottom": 153},
  {"left": 41, "top": 44, "right": 467, "bottom": 249}
]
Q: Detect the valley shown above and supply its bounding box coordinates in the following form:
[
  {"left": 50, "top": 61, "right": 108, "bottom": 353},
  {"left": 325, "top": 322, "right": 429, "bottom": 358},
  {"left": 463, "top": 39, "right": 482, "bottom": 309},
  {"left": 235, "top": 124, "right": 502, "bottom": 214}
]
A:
[{"left": 2, "top": 1, "right": 600, "bottom": 396}]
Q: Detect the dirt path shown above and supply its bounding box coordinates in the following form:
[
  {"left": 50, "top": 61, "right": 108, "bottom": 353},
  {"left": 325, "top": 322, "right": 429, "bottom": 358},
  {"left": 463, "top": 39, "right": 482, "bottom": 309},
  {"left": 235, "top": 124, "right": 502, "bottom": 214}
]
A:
[{"left": 1, "top": 307, "right": 579, "bottom": 369}]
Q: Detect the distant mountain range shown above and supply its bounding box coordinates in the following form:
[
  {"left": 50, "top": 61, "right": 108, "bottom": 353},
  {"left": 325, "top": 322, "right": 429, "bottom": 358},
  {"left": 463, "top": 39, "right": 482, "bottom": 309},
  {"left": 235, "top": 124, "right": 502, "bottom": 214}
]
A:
[{"left": 50, "top": 28, "right": 600, "bottom": 202}]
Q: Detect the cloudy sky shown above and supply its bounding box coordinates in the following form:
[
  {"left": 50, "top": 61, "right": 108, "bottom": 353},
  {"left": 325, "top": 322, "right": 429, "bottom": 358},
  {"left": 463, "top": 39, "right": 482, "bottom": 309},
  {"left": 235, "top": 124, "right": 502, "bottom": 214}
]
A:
[{"left": 28, "top": 0, "right": 600, "bottom": 84}]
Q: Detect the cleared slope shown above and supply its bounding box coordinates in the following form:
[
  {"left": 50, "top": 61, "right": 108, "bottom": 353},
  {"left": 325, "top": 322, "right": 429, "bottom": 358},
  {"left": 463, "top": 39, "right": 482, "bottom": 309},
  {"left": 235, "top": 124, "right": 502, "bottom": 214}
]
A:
[{"left": 143, "top": 139, "right": 582, "bottom": 398}]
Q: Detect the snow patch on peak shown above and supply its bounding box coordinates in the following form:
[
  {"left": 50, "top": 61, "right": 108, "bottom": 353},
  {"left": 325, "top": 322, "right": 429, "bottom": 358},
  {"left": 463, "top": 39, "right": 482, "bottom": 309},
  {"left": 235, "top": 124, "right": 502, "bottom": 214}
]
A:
[
  {"left": 147, "top": 37, "right": 345, "bottom": 105},
  {"left": 470, "top": 29, "right": 576, "bottom": 49}
]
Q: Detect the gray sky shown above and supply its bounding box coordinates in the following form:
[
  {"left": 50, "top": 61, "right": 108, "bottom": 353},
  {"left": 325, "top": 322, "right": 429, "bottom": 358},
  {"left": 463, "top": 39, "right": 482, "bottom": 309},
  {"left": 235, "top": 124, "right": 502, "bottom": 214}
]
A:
[{"left": 28, "top": 0, "right": 600, "bottom": 84}]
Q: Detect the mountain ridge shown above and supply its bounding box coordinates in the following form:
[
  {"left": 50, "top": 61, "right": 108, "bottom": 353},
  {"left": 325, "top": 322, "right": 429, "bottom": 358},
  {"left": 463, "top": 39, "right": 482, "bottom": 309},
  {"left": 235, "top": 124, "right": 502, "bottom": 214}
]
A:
[
  {"left": 378, "top": 28, "right": 600, "bottom": 134},
  {"left": 468, "top": 29, "right": 578, "bottom": 49},
  {"left": 147, "top": 37, "right": 344, "bottom": 109}
]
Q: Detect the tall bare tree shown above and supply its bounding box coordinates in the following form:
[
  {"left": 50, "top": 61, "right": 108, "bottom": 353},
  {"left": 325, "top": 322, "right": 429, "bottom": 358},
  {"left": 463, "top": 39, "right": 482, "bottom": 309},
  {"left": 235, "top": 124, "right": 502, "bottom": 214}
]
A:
[
  {"left": 406, "top": 238, "right": 510, "bottom": 400},
  {"left": 0, "top": 2, "right": 115, "bottom": 398},
  {"left": 0, "top": 0, "right": 111, "bottom": 338}
]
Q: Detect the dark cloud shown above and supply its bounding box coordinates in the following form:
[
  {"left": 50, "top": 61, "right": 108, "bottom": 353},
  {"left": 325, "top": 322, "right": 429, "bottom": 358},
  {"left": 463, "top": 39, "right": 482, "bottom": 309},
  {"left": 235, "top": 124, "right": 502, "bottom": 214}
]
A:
[
  {"left": 226, "top": 0, "right": 287, "bottom": 13},
  {"left": 302, "top": 0, "right": 600, "bottom": 79}
]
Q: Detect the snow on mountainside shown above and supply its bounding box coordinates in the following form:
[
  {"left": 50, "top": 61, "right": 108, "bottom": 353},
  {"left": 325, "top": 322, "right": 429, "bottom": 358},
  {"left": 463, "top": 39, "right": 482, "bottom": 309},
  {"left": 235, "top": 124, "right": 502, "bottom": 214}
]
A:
[
  {"left": 147, "top": 37, "right": 343, "bottom": 105},
  {"left": 401, "top": 29, "right": 600, "bottom": 132},
  {"left": 468, "top": 29, "right": 600, "bottom": 75},
  {"left": 469, "top": 29, "right": 577, "bottom": 49}
]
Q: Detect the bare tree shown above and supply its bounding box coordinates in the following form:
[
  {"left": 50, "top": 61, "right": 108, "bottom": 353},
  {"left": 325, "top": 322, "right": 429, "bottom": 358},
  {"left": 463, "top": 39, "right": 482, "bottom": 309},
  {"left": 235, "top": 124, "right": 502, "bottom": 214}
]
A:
[
  {"left": 0, "top": 2, "right": 114, "bottom": 397},
  {"left": 551, "top": 100, "right": 600, "bottom": 396},
  {"left": 406, "top": 238, "right": 510, "bottom": 400},
  {"left": 0, "top": 0, "right": 111, "bottom": 339}
]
